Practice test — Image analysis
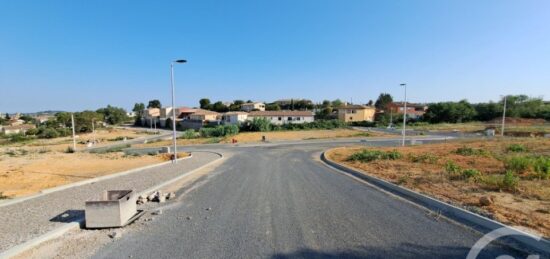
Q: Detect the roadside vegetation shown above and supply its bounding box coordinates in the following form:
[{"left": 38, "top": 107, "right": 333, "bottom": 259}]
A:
[{"left": 325, "top": 138, "right": 550, "bottom": 238}]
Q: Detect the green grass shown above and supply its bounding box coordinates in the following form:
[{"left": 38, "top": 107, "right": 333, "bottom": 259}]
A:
[
  {"left": 348, "top": 149, "right": 402, "bottom": 162},
  {"left": 505, "top": 156, "right": 531, "bottom": 173},
  {"left": 462, "top": 169, "right": 481, "bottom": 179},
  {"left": 408, "top": 153, "right": 439, "bottom": 164},
  {"left": 507, "top": 143, "right": 528, "bottom": 153}
]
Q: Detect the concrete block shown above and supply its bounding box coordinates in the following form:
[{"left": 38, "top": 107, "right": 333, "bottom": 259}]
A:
[
  {"left": 85, "top": 190, "right": 137, "bottom": 228},
  {"left": 160, "top": 146, "right": 171, "bottom": 154}
]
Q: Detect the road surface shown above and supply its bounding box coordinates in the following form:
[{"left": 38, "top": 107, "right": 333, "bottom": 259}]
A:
[{"left": 92, "top": 141, "right": 526, "bottom": 258}]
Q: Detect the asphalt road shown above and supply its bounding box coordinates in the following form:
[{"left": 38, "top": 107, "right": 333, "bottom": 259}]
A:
[{"left": 92, "top": 143, "right": 526, "bottom": 259}]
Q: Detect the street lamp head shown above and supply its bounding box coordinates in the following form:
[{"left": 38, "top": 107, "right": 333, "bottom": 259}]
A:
[
  {"left": 400, "top": 83, "right": 406, "bottom": 86},
  {"left": 174, "top": 59, "right": 187, "bottom": 63}
]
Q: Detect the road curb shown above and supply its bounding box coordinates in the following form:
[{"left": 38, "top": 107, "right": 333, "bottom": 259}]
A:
[
  {"left": 0, "top": 152, "right": 223, "bottom": 259},
  {"left": 0, "top": 155, "right": 193, "bottom": 208},
  {"left": 320, "top": 151, "right": 550, "bottom": 256}
]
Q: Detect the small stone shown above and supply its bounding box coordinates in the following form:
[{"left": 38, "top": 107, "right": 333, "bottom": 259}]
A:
[
  {"left": 206, "top": 207, "right": 211, "bottom": 211},
  {"left": 152, "top": 210, "right": 162, "bottom": 215},
  {"left": 158, "top": 195, "right": 166, "bottom": 203},
  {"left": 186, "top": 216, "right": 192, "bottom": 220},
  {"left": 479, "top": 196, "right": 494, "bottom": 206},
  {"left": 167, "top": 192, "right": 176, "bottom": 200},
  {"left": 204, "top": 216, "right": 209, "bottom": 220},
  {"left": 109, "top": 231, "right": 122, "bottom": 239}
]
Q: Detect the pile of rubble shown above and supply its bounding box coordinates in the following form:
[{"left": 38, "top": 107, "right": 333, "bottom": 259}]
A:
[{"left": 137, "top": 190, "right": 176, "bottom": 204}]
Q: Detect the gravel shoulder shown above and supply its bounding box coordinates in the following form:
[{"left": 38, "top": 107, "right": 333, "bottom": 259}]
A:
[{"left": 0, "top": 151, "right": 221, "bottom": 253}]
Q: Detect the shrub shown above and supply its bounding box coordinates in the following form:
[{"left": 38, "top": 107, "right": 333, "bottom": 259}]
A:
[
  {"left": 200, "top": 125, "right": 239, "bottom": 138},
  {"left": 180, "top": 129, "right": 198, "bottom": 139},
  {"left": 26, "top": 128, "right": 39, "bottom": 135},
  {"left": 533, "top": 156, "right": 550, "bottom": 179},
  {"left": 502, "top": 170, "right": 519, "bottom": 191},
  {"left": 444, "top": 161, "right": 462, "bottom": 177},
  {"left": 462, "top": 169, "right": 481, "bottom": 179},
  {"left": 65, "top": 146, "right": 75, "bottom": 153},
  {"left": 507, "top": 144, "right": 527, "bottom": 153},
  {"left": 454, "top": 146, "right": 488, "bottom": 156},
  {"left": 38, "top": 128, "right": 60, "bottom": 139},
  {"left": 0, "top": 192, "right": 9, "bottom": 200},
  {"left": 348, "top": 149, "right": 402, "bottom": 162},
  {"left": 8, "top": 133, "right": 33, "bottom": 143},
  {"left": 505, "top": 156, "right": 531, "bottom": 173},
  {"left": 409, "top": 153, "right": 439, "bottom": 164}
]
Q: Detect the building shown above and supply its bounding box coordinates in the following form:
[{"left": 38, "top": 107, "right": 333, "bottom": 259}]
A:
[
  {"left": 386, "top": 102, "right": 428, "bottom": 119},
  {"left": 141, "top": 108, "right": 160, "bottom": 127},
  {"left": 336, "top": 105, "right": 376, "bottom": 122},
  {"left": 1, "top": 124, "right": 36, "bottom": 135},
  {"left": 177, "top": 107, "right": 198, "bottom": 120},
  {"left": 241, "top": 102, "right": 265, "bottom": 112},
  {"left": 189, "top": 109, "right": 219, "bottom": 122},
  {"left": 222, "top": 112, "right": 248, "bottom": 125},
  {"left": 179, "top": 109, "right": 220, "bottom": 130},
  {"left": 248, "top": 110, "right": 314, "bottom": 125}
]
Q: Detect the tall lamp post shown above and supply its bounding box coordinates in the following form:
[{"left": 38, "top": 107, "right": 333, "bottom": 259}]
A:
[
  {"left": 170, "top": 59, "right": 187, "bottom": 163},
  {"left": 501, "top": 95, "right": 507, "bottom": 137},
  {"left": 400, "top": 83, "right": 407, "bottom": 146}
]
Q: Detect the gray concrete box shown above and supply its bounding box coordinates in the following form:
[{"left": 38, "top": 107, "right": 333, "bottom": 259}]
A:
[{"left": 85, "top": 190, "right": 137, "bottom": 228}]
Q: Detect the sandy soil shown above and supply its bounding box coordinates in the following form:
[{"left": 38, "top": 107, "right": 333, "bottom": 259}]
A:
[{"left": 325, "top": 138, "right": 550, "bottom": 238}]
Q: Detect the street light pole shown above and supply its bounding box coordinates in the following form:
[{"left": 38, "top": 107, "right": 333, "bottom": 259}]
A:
[
  {"left": 170, "top": 59, "right": 187, "bottom": 163},
  {"left": 501, "top": 95, "right": 507, "bottom": 137},
  {"left": 401, "top": 83, "right": 407, "bottom": 146},
  {"left": 71, "top": 113, "right": 76, "bottom": 151}
]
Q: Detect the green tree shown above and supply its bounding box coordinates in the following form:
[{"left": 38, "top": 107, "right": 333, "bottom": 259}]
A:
[
  {"left": 133, "top": 103, "right": 145, "bottom": 116},
  {"left": 199, "top": 98, "right": 212, "bottom": 109},
  {"left": 212, "top": 101, "right": 229, "bottom": 112},
  {"left": 74, "top": 111, "right": 103, "bottom": 132},
  {"left": 265, "top": 103, "right": 281, "bottom": 111},
  {"left": 331, "top": 99, "right": 343, "bottom": 107},
  {"left": 374, "top": 93, "right": 393, "bottom": 110},
  {"left": 55, "top": 112, "right": 72, "bottom": 127},
  {"left": 96, "top": 105, "right": 128, "bottom": 125},
  {"left": 423, "top": 100, "right": 477, "bottom": 123},
  {"left": 147, "top": 100, "right": 161, "bottom": 109}
]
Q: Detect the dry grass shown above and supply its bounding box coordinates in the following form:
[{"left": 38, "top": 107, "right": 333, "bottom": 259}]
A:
[{"left": 326, "top": 138, "right": 550, "bottom": 238}]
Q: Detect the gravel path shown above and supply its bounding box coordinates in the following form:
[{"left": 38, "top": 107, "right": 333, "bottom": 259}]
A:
[{"left": 0, "top": 151, "right": 220, "bottom": 252}]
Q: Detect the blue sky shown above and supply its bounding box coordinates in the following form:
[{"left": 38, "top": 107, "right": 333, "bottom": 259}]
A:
[{"left": 1, "top": 0, "right": 549, "bottom": 113}]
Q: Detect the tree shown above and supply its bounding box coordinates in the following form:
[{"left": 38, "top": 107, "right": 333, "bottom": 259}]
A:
[
  {"left": 474, "top": 102, "right": 501, "bottom": 121},
  {"left": 147, "top": 100, "right": 161, "bottom": 109},
  {"left": 322, "top": 100, "right": 331, "bottom": 107},
  {"left": 74, "top": 111, "right": 103, "bottom": 132},
  {"left": 133, "top": 103, "right": 145, "bottom": 116},
  {"left": 55, "top": 112, "right": 72, "bottom": 127},
  {"left": 375, "top": 93, "right": 393, "bottom": 110},
  {"left": 265, "top": 103, "right": 281, "bottom": 111},
  {"left": 96, "top": 105, "right": 128, "bottom": 125},
  {"left": 367, "top": 100, "right": 374, "bottom": 106},
  {"left": 331, "top": 99, "right": 343, "bottom": 107},
  {"left": 233, "top": 100, "right": 244, "bottom": 106},
  {"left": 4, "top": 113, "right": 10, "bottom": 120},
  {"left": 423, "top": 100, "right": 477, "bottom": 123},
  {"left": 212, "top": 101, "right": 229, "bottom": 112},
  {"left": 199, "top": 98, "right": 211, "bottom": 109}
]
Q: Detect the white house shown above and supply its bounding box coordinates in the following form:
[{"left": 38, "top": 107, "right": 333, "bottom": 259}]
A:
[
  {"left": 222, "top": 112, "right": 248, "bottom": 125},
  {"left": 248, "top": 110, "right": 314, "bottom": 125},
  {"left": 241, "top": 102, "right": 265, "bottom": 112}
]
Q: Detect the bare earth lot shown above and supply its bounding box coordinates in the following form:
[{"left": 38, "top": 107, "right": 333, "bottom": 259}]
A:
[
  {"left": 0, "top": 128, "right": 177, "bottom": 198},
  {"left": 326, "top": 138, "right": 550, "bottom": 238}
]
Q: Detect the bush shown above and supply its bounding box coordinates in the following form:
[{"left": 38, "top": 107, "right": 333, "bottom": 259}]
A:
[
  {"left": 507, "top": 144, "right": 527, "bottom": 153},
  {"left": 462, "top": 169, "right": 481, "bottom": 179},
  {"left": 0, "top": 192, "right": 9, "bottom": 200},
  {"left": 409, "top": 153, "right": 439, "bottom": 164},
  {"left": 200, "top": 125, "right": 239, "bottom": 138},
  {"left": 180, "top": 129, "right": 198, "bottom": 139},
  {"left": 8, "top": 133, "right": 33, "bottom": 143},
  {"left": 38, "top": 127, "right": 60, "bottom": 139},
  {"left": 26, "top": 128, "right": 39, "bottom": 135},
  {"left": 502, "top": 170, "right": 519, "bottom": 191},
  {"left": 533, "top": 156, "right": 550, "bottom": 179},
  {"left": 65, "top": 146, "right": 75, "bottom": 153},
  {"left": 505, "top": 156, "right": 531, "bottom": 173},
  {"left": 444, "top": 161, "right": 462, "bottom": 179},
  {"left": 348, "top": 149, "right": 402, "bottom": 162},
  {"left": 454, "top": 146, "right": 488, "bottom": 156}
]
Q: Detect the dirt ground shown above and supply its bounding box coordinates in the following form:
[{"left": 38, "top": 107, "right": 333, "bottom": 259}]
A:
[
  {"left": 134, "top": 129, "right": 386, "bottom": 148},
  {"left": 325, "top": 138, "right": 550, "bottom": 238},
  {"left": 409, "top": 120, "right": 549, "bottom": 134},
  {"left": 2, "top": 128, "right": 154, "bottom": 152}
]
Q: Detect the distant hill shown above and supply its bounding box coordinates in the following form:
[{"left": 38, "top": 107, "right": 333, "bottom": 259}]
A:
[{"left": 22, "top": 110, "right": 65, "bottom": 116}]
